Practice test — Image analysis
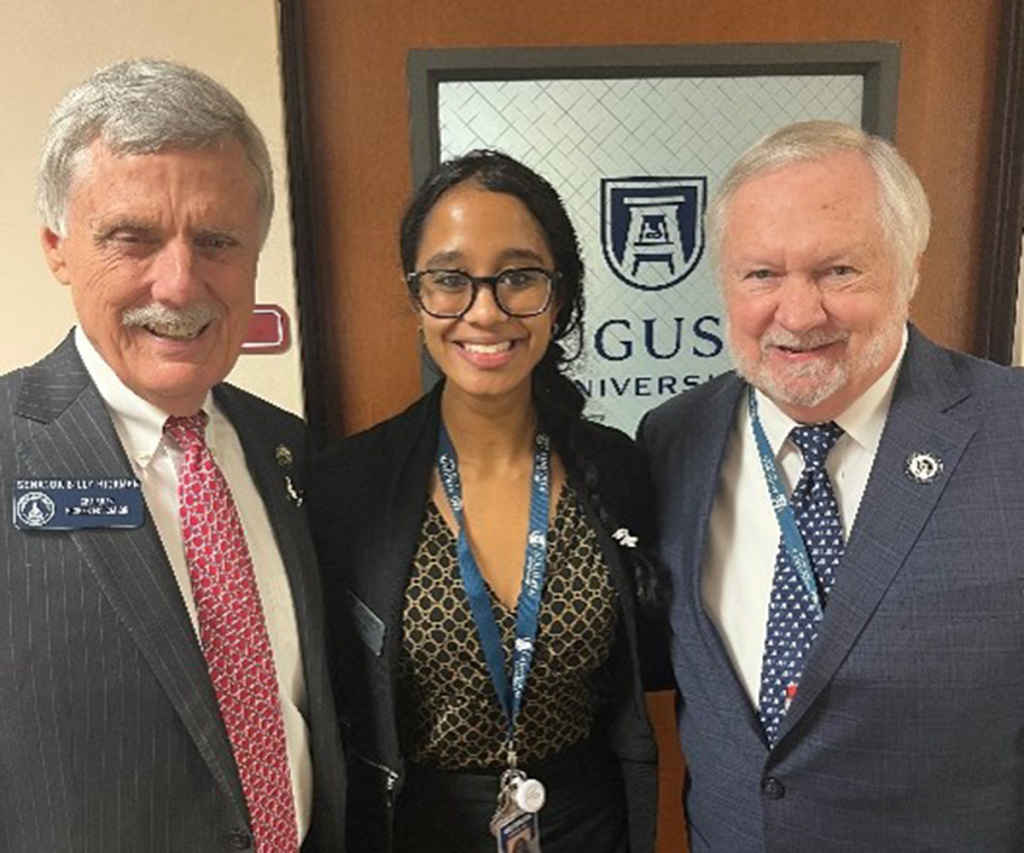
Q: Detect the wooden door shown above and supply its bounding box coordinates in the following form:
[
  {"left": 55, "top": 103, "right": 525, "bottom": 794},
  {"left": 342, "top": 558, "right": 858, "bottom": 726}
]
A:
[{"left": 283, "top": 1, "right": 1011, "bottom": 849}]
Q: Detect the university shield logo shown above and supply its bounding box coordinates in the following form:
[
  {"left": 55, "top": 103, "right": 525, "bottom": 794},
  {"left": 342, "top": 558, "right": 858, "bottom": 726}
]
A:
[{"left": 601, "top": 176, "right": 707, "bottom": 291}]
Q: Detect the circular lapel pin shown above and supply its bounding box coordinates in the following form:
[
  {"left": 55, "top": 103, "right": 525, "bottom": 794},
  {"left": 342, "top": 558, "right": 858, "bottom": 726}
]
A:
[
  {"left": 275, "top": 444, "right": 294, "bottom": 468},
  {"left": 905, "top": 451, "right": 943, "bottom": 484}
]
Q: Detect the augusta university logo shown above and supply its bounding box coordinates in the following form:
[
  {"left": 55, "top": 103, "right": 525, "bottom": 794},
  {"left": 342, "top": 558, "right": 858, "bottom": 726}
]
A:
[{"left": 601, "top": 177, "right": 706, "bottom": 291}]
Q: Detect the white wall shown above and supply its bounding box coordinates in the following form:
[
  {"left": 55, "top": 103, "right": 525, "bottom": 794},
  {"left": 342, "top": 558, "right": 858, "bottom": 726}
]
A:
[{"left": 0, "top": 0, "right": 304, "bottom": 415}]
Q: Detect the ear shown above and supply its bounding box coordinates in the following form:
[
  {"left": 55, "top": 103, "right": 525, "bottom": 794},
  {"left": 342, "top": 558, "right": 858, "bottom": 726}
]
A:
[
  {"left": 550, "top": 298, "right": 563, "bottom": 331},
  {"left": 405, "top": 275, "right": 422, "bottom": 314},
  {"left": 903, "top": 254, "right": 923, "bottom": 303},
  {"left": 40, "top": 226, "right": 72, "bottom": 286}
]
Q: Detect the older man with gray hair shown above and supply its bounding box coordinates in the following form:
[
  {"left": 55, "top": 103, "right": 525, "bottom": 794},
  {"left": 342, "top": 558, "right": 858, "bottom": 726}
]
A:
[
  {"left": 0, "top": 59, "right": 344, "bottom": 851},
  {"left": 640, "top": 121, "right": 1024, "bottom": 850}
]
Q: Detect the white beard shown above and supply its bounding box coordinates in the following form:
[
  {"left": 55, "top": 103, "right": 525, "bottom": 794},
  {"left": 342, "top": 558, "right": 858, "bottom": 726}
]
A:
[{"left": 728, "top": 310, "right": 905, "bottom": 413}]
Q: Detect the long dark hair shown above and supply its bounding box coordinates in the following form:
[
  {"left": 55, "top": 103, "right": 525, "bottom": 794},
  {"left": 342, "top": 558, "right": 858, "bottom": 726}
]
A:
[{"left": 401, "top": 150, "right": 657, "bottom": 604}]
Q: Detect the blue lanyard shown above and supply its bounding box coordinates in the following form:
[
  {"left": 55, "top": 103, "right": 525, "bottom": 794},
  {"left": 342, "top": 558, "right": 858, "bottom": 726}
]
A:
[
  {"left": 436, "top": 424, "right": 551, "bottom": 749},
  {"left": 747, "top": 388, "right": 823, "bottom": 617}
]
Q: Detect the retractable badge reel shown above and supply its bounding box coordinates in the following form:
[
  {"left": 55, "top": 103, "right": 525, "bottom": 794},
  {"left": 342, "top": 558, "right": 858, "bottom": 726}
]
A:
[{"left": 490, "top": 758, "right": 544, "bottom": 852}]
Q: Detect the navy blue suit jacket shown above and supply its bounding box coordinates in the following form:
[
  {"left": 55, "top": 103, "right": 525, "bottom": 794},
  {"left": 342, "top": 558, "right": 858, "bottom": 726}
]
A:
[{"left": 639, "top": 327, "right": 1024, "bottom": 851}]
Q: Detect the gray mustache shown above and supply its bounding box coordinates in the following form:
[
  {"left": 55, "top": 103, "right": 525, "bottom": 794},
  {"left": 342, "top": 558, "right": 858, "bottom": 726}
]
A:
[
  {"left": 121, "top": 303, "right": 222, "bottom": 329},
  {"left": 761, "top": 329, "right": 849, "bottom": 350}
]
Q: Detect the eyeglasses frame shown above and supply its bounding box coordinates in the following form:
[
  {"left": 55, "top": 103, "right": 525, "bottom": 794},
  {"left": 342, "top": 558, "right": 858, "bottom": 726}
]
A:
[{"left": 407, "top": 266, "right": 561, "bottom": 319}]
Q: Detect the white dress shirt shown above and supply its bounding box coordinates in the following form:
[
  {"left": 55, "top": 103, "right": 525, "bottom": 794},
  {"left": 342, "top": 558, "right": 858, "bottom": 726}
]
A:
[
  {"left": 702, "top": 330, "right": 907, "bottom": 705},
  {"left": 75, "top": 328, "right": 312, "bottom": 839}
]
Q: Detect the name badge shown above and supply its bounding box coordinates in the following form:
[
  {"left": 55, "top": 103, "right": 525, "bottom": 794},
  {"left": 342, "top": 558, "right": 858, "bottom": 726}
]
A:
[
  {"left": 491, "top": 769, "right": 543, "bottom": 852},
  {"left": 13, "top": 478, "right": 144, "bottom": 531},
  {"left": 496, "top": 810, "right": 540, "bottom": 853}
]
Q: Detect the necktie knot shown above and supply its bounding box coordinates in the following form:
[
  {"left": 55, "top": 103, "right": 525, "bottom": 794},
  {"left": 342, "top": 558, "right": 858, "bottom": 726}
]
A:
[
  {"left": 164, "top": 412, "right": 209, "bottom": 450},
  {"left": 789, "top": 422, "right": 843, "bottom": 471}
]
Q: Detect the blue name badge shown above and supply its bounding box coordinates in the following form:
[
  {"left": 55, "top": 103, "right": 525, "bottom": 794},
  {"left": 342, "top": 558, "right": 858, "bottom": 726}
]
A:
[{"left": 13, "top": 478, "right": 144, "bottom": 531}]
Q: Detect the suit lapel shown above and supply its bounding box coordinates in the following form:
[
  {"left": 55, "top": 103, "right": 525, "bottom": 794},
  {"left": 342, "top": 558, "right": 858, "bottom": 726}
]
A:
[
  {"left": 214, "top": 385, "right": 350, "bottom": 846},
  {"left": 15, "top": 337, "right": 247, "bottom": 821},
  {"left": 214, "top": 385, "right": 324, "bottom": 704},
  {"left": 215, "top": 385, "right": 311, "bottom": 632},
  {"left": 344, "top": 386, "right": 439, "bottom": 671},
  {"left": 673, "top": 376, "right": 767, "bottom": 736},
  {"left": 379, "top": 388, "right": 440, "bottom": 650},
  {"left": 778, "top": 330, "right": 975, "bottom": 741}
]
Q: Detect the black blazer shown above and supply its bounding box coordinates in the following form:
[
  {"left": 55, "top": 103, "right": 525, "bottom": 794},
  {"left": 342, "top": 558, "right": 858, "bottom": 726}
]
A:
[
  {"left": 0, "top": 333, "right": 346, "bottom": 852},
  {"left": 310, "top": 385, "right": 658, "bottom": 853}
]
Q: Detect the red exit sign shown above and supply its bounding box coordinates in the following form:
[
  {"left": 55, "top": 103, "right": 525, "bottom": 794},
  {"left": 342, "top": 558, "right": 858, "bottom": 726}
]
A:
[{"left": 243, "top": 304, "right": 291, "bottom": 354}]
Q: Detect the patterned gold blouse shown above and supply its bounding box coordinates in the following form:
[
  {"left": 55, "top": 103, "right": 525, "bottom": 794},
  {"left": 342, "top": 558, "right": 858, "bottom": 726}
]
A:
[{"left": 397, "top": 486, "right": 619, "bottom": 769}]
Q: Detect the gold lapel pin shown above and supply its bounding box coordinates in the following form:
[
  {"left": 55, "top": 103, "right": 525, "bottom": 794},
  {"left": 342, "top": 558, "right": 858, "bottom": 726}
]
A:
[{"left": 275, "top": 444, "right": 304, "bottom": 506}]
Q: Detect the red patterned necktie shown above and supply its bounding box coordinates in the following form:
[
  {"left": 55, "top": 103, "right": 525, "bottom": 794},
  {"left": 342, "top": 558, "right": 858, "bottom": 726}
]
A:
[{"left": 164, "top": 413, "right": 299, "bottom": 852}]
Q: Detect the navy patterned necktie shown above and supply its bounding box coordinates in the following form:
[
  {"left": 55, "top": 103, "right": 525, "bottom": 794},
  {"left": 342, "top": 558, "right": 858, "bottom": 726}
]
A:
[{"left": 757, "top": 422, "right": 844, "bottom": 746}]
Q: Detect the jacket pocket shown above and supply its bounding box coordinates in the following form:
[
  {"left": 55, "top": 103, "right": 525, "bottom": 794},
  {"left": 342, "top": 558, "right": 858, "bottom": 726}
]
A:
[{"left": 346, "top": 748, "right": 400, "bottom": 853}]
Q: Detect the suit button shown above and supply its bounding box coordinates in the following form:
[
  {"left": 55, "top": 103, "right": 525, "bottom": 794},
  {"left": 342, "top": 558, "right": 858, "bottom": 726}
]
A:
[
  {"left": 762, "top": 776, "right": 785, "bottom": 799},
  {"left": 227, "top": 829, "right": 252, "bottom": 849}
]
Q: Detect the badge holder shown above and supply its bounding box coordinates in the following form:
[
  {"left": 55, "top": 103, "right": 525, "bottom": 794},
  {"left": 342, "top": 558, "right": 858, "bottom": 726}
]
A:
[{"left": 490, "top": 752, "right": 544, "bottom": 853}]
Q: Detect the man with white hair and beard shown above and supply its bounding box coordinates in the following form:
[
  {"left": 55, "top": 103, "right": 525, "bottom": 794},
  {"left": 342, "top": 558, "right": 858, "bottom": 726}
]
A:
[
  {"left": 0, "top": 59, "right": 344, "bottom": 852},
  {"left": 639, "top": 121, "right": 1024, "bottom": 851}
]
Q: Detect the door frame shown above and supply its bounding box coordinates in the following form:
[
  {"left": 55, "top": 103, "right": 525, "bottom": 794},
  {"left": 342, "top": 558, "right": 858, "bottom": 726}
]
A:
[
  {"left": 975, "top": 0, "right": 1024, "bottom": 363},
  {"left": 407, "top": 42, "right": 900, "bottom": 186}
]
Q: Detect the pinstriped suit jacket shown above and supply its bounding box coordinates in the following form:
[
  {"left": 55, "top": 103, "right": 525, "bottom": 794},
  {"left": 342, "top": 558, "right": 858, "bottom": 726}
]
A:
[
  {"left": 639, "top": 327, "right": 1024, "bottom": 851},
  {"left": 0, "top": 334, "right": 345, "bottom": 852}
]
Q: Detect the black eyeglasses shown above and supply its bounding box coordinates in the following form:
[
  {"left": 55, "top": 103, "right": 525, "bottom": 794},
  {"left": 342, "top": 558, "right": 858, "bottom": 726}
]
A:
[{"left": 407, "top": 267, "right": 559, "bottom": 319}]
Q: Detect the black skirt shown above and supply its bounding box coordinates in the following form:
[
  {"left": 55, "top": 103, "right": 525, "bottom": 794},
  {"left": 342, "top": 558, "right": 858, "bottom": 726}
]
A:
[{"left": 393, "top": 738, "right": 628, "bottom": 853}]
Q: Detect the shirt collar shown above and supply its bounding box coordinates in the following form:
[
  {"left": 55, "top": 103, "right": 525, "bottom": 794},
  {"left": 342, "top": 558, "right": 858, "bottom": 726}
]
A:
[
  {"left": 74, "top": 326, "right": 216, "bottom": 469},
  {"left": 753, "top": 325, "right": 908, "bottom": 458}
]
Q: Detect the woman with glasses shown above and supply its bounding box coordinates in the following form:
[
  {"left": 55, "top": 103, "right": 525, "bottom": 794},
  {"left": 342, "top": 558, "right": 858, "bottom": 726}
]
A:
[{"left": 309, "top": 150, "right": 660, "bottom": 853}]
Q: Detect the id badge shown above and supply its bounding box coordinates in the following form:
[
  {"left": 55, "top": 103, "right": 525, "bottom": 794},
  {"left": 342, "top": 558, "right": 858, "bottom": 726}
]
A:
[
  {"left": 491, "top": 769, "right": 544, "bottom": 853},
  {"left": 495, "top": 810, "right": 540, "bottom": 853}
]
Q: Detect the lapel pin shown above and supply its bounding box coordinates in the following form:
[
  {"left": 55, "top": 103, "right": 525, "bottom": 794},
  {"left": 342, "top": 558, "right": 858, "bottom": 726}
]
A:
[
  {"left": 905, "top": 451, "right": 943, "bottom": 484},
  {"left": 284, "top": 475, "right": 304, "bottom": 507},
  {"left": 275, "top": 444, "right": 304, "bottom": 507},
  {"left": 612, "top": 527, "right": 638, "bottom": 548}
]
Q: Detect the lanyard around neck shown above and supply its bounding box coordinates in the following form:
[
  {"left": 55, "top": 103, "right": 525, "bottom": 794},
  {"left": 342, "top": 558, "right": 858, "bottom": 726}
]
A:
[
  {"left": 747, "top": 388, "right": 823, "bottom": 617},
  {"left": 436, "top": 423, "right": 552, "bottom": 751}
]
